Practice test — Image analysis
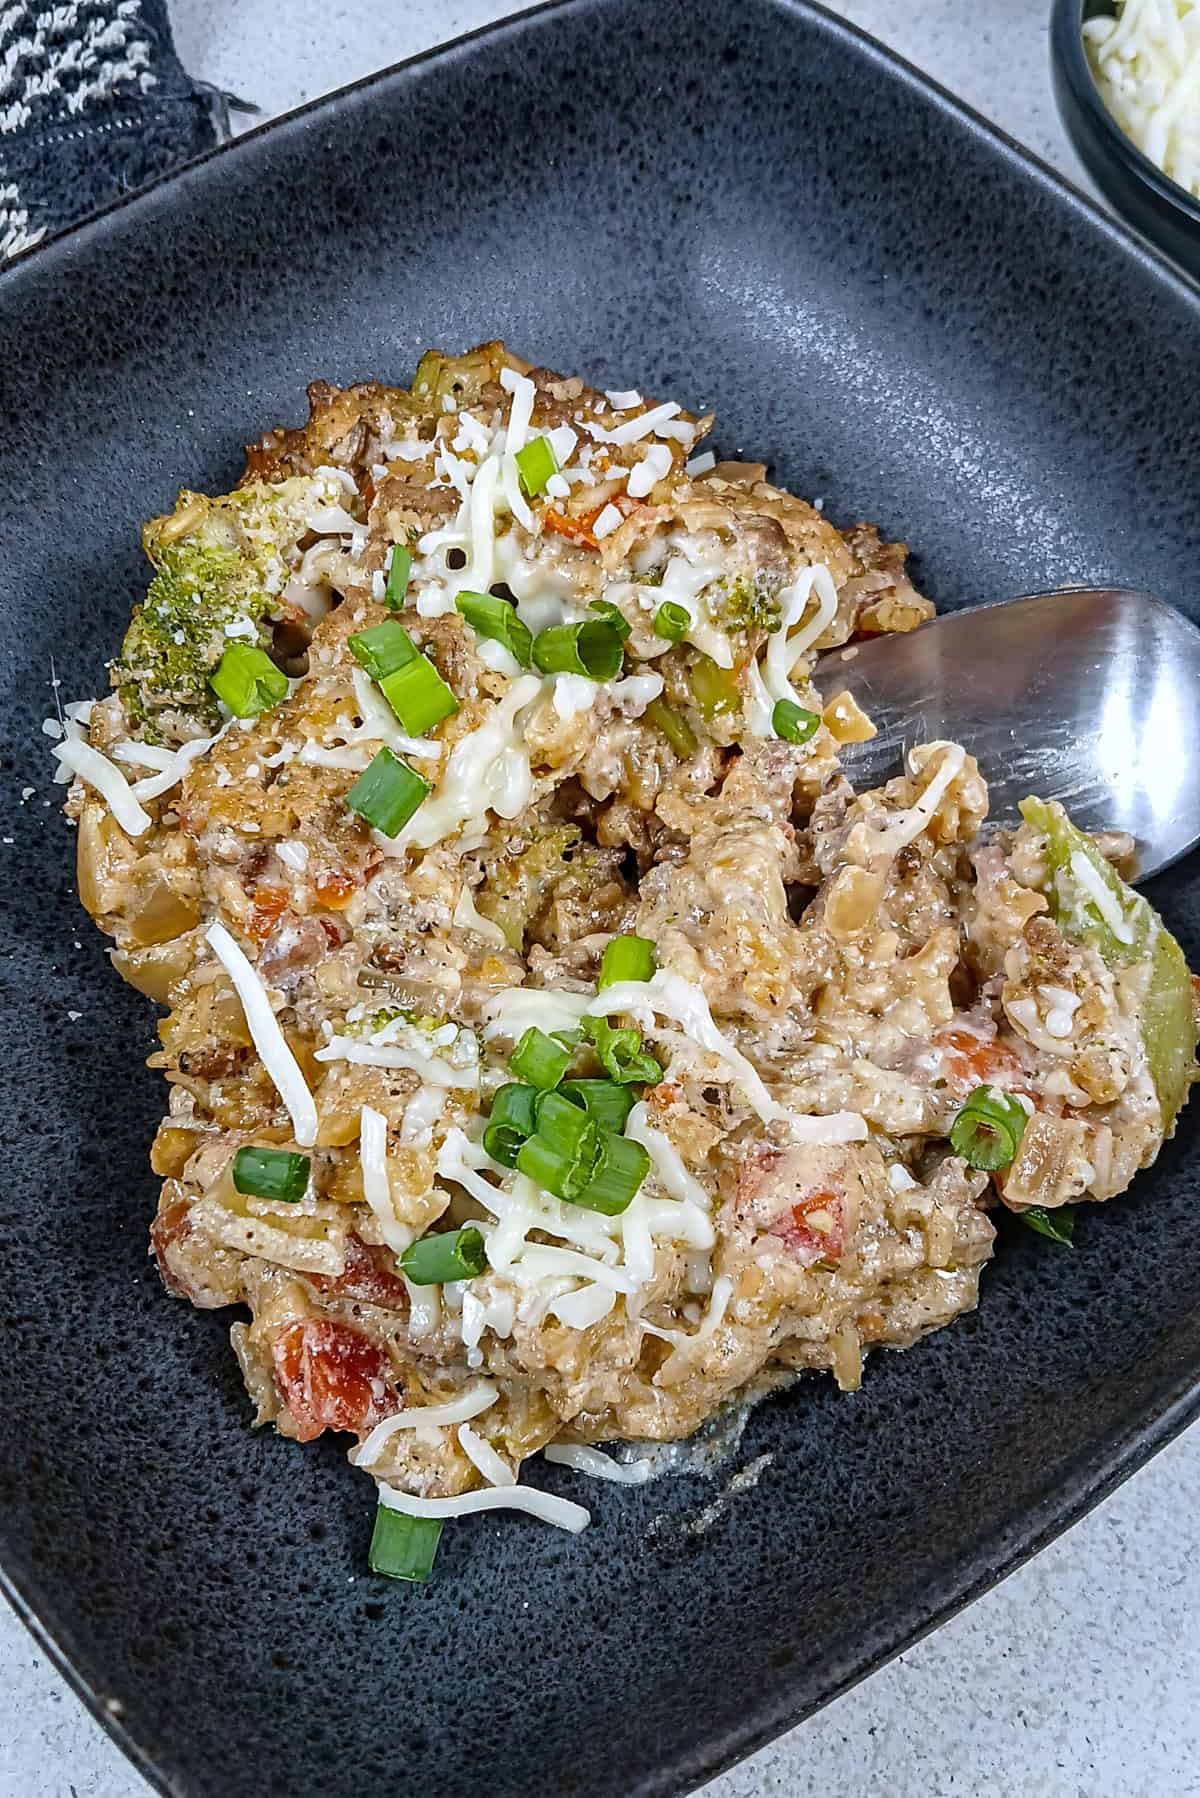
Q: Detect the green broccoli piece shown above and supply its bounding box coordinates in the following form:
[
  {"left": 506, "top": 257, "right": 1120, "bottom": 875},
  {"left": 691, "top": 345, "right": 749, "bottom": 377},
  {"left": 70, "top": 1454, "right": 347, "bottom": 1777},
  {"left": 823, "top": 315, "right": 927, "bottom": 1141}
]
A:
[
  {"left": 113, "top": 474, "right": 349, "bottom": 742},
  {"left": 712, "top": 571, "right": 783, "bottom": 634}
]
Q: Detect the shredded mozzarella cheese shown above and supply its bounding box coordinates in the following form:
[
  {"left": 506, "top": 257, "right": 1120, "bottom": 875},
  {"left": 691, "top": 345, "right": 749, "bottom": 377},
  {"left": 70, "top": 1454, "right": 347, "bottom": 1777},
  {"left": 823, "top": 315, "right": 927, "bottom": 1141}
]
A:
[
  {"left": 627, "top": 442, "right": 673, "bottom": 498},
  {"left": 315, "top": 1034, "right": 479, "bottom": 1090},
  {"left": 204, "top": 921, "right": 318, "bottom": 1146},
  {"left": 1086, "top": 1, "right": 1200, "bottom": 198},
  {"left": 458, "top": 1423, "right": 517, "bottom": 1487},
  {"left": 543, "top": 1443, "right": 654, "bottom": 1484},
  {"left": 358, "top": 1106, "right": 416, "bottom": 1255},
  {"left": 352, "top": 1381, "right": 498, "bottom": 1467},
  {"left": 588, "top": 973, "right": 867, "bottom": 1140},
  {"left": 51, "top": 738, "right": 152, "bottom": 836},
  {"left": 394, "top": 673, "right": 540, "bottom": 851},
  {"left": 745, "top": 563, "right": 838, "bottom": 737},
  {"left": 376, "top": 1479, "right": 590, "bottom": 1533},
  {"left": 873, "top": 743, "right": 967, "bottom": 857},
  {"left": 1069, "top": 849, "right": 1136, "bottom": 944}
]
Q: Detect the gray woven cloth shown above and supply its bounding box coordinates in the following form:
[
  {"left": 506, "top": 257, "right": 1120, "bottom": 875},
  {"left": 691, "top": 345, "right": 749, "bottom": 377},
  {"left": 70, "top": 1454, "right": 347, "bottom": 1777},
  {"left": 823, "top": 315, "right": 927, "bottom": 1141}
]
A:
[{"left": 1, "top": 0, "right": 220, "bottom": 259}]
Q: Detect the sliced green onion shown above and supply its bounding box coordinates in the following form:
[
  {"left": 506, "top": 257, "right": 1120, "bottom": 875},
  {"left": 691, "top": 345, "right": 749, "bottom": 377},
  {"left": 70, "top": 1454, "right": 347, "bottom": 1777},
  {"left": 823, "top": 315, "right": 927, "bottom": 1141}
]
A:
[
  {"left": 516, "top": 1130, "right": 596, "bottom": 1204},
  {"left": 515, "top": 434, "right": 559, "bottom": 498},
  {"left": 482, "top": 1083, "right": 538, "bottom": 1168},
  {"left": 532, "top": 1090, "right": 599, "bottom": 1159},
  {"left": 584, "top": 1015, "right": 663, "bottom": 1085},
  {"left": 384, "top": 544, "right": 412, "bottom": 610},
  {"left": 231, "top": 1145, "right": 310, "bottom": 1203},
  {"left": 559, "top": 1079, "right": 636, "bottom": 1132},
  {"left": 346, "top": 747, "right": 430, "bottom": 837},
  {"left": 209, "top": 642, "right": 288, "bottom": 718},
  {"left": 948, "top": 1085, "right": 1029, "bottom": 1172},
  {"left": 531, "top": 620, "right": 624, "bottom": 682},
  {"left": 644, "top": 696, "right": 698, "bottom": 758},
  {"left": 653, "top": 601, "right": 690, "bottom": 643},
  {"left": 379, "top": 654, "right": 459, "bottom": 736},
  {"left": 369, "top": 1504, "right": 443, "bottom": 1583},
  {"left": 399, "top": 1225, "right": 488, "bottom": 1285},
  {"left": 599, "top": 934, "right": 656, "bottom": 989},
  {"left": 689, "top": 654, "right": 740, "bottom": 720},
  {"left": 455, "top": 590, "right": 533, "bottom": 668},
  {"left": 1020, "top": 1204, "right": 1075, "bottom": 1247},
  {"left": 510, "top": 1026, "right": 572, "bottom": 1091},
  {"left": 588, "top": 600, "right": 631, "bottom": 641},
  {"left": 569, "top": 1129, "right": 650, "bottom": 1216},
  {"left": 772, "top": 699, "right": 820, "bottom": 745},
  {"left": 347, "top": 619, "right": 419, "bottom": 681}
]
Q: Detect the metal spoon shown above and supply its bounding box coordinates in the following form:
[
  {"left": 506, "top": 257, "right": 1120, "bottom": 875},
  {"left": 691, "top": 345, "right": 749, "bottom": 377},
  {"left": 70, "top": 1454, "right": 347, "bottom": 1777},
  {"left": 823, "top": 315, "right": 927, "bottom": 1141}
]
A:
[{"left": 818, "top": 586, "right": 1200, "bottom": 881}]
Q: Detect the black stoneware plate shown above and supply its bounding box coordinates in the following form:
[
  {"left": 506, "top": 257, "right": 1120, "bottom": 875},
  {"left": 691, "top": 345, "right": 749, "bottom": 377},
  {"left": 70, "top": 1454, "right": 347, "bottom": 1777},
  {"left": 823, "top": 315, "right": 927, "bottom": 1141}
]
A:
[{"left": 2, "top": 2, "right": 1199, "bottom": 1795}]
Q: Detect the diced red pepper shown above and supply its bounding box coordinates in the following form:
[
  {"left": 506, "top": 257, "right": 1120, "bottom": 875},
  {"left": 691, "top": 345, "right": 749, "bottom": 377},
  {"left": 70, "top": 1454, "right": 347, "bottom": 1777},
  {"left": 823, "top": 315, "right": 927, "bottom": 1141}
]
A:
[
  {"left": 308, "top": 1235, "right": 410, "bottom": 1311},
  {"left": 542, "top": 492, "right": 642, "bottom": 550},
  {"left": 246, "top": 886, "right": 290, "bottom": 942},
  {"left": 313, "top": 868, "right": 358, "bottom": 910},
  {"left": 271, "top": 1319, "right": 395, "bottom": 1442},
  {"left": 769, "top": 1190, "right": 846, "bottom": 1268},
  {"left": 933, "top": 1027, "right": 1029, "bottom": 1096}
]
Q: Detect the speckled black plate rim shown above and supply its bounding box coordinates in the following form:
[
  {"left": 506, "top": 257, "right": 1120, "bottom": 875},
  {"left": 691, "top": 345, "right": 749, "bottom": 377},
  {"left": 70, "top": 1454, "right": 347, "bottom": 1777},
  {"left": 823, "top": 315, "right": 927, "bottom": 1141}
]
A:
[{"left": 3, "top": 3, "right": 1200, "bottom": 1795}]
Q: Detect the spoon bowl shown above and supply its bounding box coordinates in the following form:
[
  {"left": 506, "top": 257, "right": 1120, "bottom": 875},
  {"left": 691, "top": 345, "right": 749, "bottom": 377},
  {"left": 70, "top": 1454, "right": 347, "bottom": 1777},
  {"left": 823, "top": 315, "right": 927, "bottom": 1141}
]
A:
[{"left": 819, "top": 586, "right": 1200, "bottom": 881}]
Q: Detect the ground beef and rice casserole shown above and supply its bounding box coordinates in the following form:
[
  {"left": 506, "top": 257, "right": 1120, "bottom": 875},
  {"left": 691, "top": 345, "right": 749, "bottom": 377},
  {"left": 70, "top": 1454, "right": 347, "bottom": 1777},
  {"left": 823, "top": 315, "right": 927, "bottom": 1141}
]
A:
[{"left": 51, "top": 343, "right": 1200, "bottom": 1574}]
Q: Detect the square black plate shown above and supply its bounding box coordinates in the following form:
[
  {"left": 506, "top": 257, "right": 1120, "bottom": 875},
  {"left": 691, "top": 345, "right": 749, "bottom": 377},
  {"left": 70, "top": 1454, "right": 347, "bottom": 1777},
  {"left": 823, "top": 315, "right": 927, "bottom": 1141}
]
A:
[{"left": 2, "top": 3, "right": 1198, "bottom": 1795}]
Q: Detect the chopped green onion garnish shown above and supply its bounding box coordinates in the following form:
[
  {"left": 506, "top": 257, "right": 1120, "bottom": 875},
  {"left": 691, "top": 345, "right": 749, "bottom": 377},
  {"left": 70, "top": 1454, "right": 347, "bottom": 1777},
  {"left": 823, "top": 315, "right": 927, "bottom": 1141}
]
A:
[
  {"left": 1020, "top": 1204, "right": 1075, "bottom": 1247},
  {"left": 379, "top": 654, "right": 459, "bottom": 736},
  {"left": 384, "top": 544, "right": 412, "bottom": 610},
  {"left": 588, "top": 600, "right": 631, "bottom": 641},
  {"left": 510, "top": 1027, "right": 572, "bottom": 1091},
  {"left": 772, "top": 699, "right": 820, "bottom": 745},
  {"left": 516, "top": 1130, "right": 595, "bottom": 1203},
  {"left": 689, "top": 654, "right": 740, "bottom": 720},
  {"left": 346, "top": 748, "right": 430, "bottom": 837},
  {"left": 948, "top": 1085, "right": 1029, "bottom": 1171},
  {"left": 347, "top": 619, "right": 419, "bottom": 681},
  {"left": 644, "top": 696, "right": 698, "bottom": 758},
  {"left": 369, "top": 1504, "right": 443, "bottom": 1583},
  {"left": 599, "top": 934, "right": 657, "bottom": 988},
  {"left": 399, "top": 1225, "right": 488, "bottom": 1285},
  {"left": 231, "top": 1145, "right": 310, "bottom": 1203},
  {"left": 653, "top": 601, "right": 690, "bottom": 643},
  {"left": 584, "top": 1016, "right": 663, "bottom": 1085},
  {"left": 532, "top": 1091, "right": 599, "bottom": 1160},
  {"left": 455, "top": 590, "right": 533, "bottom": 668},
  {"left": 531, "top": 620, "right": 624, "bottom": 682},
  {"left": 569, "top": 1129, "right": 650, "bottom": 1216},
  {"left": 209, "top": 642, "right": 288, "bottom": 718},
  {"left": 514, "top": 434, "right": 559, "bottom": 498},
  {"left": 559, "top": 1079, "right": 636, "bottom": 1132},
  {"left": 482, "top": 1083, "right": 538, "bottom": 1168}
]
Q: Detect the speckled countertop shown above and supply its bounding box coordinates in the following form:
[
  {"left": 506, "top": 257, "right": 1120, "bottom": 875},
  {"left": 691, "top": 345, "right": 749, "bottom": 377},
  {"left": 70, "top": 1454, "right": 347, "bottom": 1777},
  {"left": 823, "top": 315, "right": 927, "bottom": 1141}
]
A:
[{"left": 4, "top": 4, "right": 1198, "bottom": 1796}]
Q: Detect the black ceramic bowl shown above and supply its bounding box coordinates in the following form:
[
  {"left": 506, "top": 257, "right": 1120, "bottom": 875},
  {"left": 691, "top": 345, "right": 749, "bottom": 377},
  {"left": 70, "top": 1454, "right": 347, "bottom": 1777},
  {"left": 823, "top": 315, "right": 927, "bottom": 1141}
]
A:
[
  {"left": 3, "top": 3, "right": 1200, "bottom": 1797},
  {"left": 1052, "top": 0, "right": 1200, "bottom": 281}
]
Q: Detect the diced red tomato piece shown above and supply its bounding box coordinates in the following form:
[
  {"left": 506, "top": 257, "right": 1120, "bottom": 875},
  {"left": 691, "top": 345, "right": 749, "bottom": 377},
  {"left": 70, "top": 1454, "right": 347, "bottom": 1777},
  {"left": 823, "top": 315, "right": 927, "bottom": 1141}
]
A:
[
  {"left": 308, "top": 1236, "right": 409, "bottom": 1311},
  {"left": 933, "top": 1027, "right": 1029, "bottom": 1096},
  {"left": 769, "top": 1190, "right": 846, "bottom": 1268},
  {"left": 313, "top": 868, "right": 358, "bottom": 910},
  {"left": 543, "top": 492, "right": 642, "bottom": 549},
  {"left": 246, "top": 886, "right": 290, "bottom": 942},
  {"left": 271, "top": 1319, "right": 395, "bottom": 1443}
]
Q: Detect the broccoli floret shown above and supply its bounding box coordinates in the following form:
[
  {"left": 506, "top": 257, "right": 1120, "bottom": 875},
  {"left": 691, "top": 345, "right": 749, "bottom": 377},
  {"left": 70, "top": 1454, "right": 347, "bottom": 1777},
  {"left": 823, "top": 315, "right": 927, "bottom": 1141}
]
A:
[
  {"left": 112, "top": 474, "right": 348, "bottom": 742},
  {"left": 711, "top": 571, "right": 783, "bottom": 634}
]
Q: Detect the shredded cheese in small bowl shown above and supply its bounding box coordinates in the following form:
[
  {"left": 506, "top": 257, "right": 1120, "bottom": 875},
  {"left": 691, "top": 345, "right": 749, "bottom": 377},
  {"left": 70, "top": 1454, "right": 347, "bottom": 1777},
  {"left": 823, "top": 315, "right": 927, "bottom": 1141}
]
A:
[{"left": 1084, "top": 0, "right": 1200, "bottom": 199}]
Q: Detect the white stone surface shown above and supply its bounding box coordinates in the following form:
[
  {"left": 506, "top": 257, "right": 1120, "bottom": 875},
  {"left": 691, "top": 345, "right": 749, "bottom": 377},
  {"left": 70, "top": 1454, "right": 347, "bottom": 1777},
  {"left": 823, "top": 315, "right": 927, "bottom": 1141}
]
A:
[{"left": 5, "top": 3, "right": 1196, "bottom": 1796}]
